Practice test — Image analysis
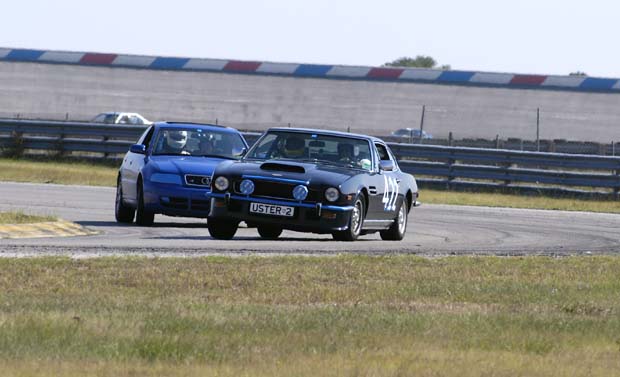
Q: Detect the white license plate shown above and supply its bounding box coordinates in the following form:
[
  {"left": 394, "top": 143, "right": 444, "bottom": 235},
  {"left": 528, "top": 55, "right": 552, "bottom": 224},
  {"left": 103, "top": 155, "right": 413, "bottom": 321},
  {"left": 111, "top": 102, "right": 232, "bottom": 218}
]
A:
[{"left": 249, "top": 202, "right": 294, "bottom": 217}]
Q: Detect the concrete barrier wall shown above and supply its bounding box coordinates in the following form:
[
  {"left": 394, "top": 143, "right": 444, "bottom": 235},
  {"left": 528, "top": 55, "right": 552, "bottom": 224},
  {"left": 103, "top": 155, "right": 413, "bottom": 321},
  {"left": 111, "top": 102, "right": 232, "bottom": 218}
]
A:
[{"left": 1, "top": 58, "right": 620, "bottom": 142}]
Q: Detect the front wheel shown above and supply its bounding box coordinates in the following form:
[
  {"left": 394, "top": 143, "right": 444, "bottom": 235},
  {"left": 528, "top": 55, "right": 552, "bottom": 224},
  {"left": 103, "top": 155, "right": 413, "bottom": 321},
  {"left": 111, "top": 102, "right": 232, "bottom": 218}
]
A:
[
  {"left": 332, "top": 196, "right": 365, "bottom": 241},
  {"left": 257, "top": 225, "right": 283, "bottom": 239},
  {"left": 208, "top": 220, "right": 239, "bottom": 240},
  {"left": 380, "top": 197, "right": 408, "bottom": 241},
  {"left": 135, "top": 183, "right": 155, "bottom": 226},
  {"left": 115, "top": 177, "right": 135, "bottom": 223}
]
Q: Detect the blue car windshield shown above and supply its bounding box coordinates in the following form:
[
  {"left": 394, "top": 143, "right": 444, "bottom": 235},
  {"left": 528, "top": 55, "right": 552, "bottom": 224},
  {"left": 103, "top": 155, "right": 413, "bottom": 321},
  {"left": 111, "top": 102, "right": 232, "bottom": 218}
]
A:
[
  {"left": 245, "top": 131, "right": 373, "bottom": 171},
  {"left": 152, "top": 128, "right": 246, "bottom": 159}
]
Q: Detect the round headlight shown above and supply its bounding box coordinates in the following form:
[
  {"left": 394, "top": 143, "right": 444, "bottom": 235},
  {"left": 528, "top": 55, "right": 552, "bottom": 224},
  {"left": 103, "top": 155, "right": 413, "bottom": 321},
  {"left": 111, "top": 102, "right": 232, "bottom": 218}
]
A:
[
  {"left": 292, "top": 185, "right": 308, "bottom": 201},
  {"left": 325, "top": 187, "right": 339, "bottom": 202},
  {"left": 239, "top": 179, "right": 255, "bottom": 195},
  {"left": 214, "top": 176, "right": 229, "bottom": 191}
]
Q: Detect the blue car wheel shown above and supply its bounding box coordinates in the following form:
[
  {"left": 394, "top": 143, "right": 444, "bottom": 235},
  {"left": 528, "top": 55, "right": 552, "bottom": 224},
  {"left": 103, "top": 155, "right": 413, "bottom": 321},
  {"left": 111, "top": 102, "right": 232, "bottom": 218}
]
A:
[
  {"left": 115, "top": 176, "right": 135, "bottom": 223},
  {"left": 136, "top": 182, "right": 155, "bottom": 226}
]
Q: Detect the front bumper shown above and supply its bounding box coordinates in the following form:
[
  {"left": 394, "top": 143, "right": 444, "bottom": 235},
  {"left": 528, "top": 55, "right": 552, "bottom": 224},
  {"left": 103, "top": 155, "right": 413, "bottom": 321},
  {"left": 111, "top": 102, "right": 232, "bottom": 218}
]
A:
[
  {"left": 143, "top": 181, "right": 211, "bottom": 218},
  {"left": 209, "top": 193, "right": 354, "bottom": 233}
]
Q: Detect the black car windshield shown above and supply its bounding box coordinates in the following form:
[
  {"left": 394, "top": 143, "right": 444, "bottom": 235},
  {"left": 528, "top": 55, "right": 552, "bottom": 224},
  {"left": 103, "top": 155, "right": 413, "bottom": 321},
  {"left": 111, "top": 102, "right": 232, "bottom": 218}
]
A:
[
  {"left": 152, "top": 128, "right": 246, "bottom": 159},
  {"left": 245, "top": 131, "right": 373, "bottom": 171}
]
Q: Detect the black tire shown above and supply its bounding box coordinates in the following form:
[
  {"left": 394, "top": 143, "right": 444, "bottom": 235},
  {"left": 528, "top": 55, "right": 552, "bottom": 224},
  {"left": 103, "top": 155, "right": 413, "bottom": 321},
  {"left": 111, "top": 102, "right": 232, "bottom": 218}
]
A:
[
  {"left": 208, "top": 220, "right": 239, "bottom": 240},
  {"left": 332, "top": 196, "right": 365, "bottom": 241},
  {"left": 380, "top": 197, "right": 408, "bottom": 241},
  {"left": 135, "top": 183, "right": 155, "bottom": 226},
  {"left": 257, "top": 225, "right": 283, "bottom": 239},
  {"left": 115, "top": 176, "right": 135, "bottom": 223}
]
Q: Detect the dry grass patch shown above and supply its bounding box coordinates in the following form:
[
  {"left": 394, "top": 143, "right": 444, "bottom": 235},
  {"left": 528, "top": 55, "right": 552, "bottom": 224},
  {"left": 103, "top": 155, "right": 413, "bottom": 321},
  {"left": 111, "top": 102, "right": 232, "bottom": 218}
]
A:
[{"left": 0, "top": 210, "right": 56, "bottom": 224}]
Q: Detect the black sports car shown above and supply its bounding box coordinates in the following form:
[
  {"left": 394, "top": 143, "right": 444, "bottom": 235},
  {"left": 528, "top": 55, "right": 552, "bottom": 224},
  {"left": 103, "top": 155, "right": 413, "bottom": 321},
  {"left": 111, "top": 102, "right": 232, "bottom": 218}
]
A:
[{"left": 208, "top": 128, "right": 419, "bottom": 241}]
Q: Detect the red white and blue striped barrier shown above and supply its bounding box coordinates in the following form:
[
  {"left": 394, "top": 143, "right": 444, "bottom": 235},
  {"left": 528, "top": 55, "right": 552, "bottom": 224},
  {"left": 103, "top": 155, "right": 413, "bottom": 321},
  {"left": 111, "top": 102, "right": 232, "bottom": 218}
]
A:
[{"left": 1, "top": 47, "right": 619, "bottom": 93}]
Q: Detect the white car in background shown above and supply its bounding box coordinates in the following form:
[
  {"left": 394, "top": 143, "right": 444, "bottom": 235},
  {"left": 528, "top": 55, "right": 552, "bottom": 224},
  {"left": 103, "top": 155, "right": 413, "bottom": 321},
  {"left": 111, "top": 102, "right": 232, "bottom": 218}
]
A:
[
  {"left": 391, "top": 128, "right": 433, "bottom": 139},
  {"left": 92, "top": 112, "right": 152, "bottom": 126}
]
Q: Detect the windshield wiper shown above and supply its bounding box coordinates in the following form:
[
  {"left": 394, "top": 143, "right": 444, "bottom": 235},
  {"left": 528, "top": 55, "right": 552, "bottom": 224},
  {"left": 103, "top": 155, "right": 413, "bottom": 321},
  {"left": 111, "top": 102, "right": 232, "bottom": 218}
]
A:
[
  {"left": 197, "top": 154, "right": 238, "bottom": 160},
  {"left": 153, "top": 152, "right": 189, "bottom": 156}
]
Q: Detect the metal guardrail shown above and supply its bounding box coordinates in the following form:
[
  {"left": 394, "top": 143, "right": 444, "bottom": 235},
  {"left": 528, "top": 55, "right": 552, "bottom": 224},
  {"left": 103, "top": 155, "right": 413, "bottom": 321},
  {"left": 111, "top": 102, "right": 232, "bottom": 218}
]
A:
[
  {"left": 1, "top": 119, "right": 619, "bottom": 197},
  {"left": 389, "top": 143, "right": 620, "bottom": 197}
]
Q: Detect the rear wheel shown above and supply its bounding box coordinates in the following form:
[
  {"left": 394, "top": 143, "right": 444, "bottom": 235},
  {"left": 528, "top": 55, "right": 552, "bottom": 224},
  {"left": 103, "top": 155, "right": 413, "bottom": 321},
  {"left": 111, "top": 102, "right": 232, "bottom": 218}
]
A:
[
  {"left": 208, "top": 220, "right": 239, "bottom": 240},
  {"left": 380, "top": 197, "right": 408, "bottom": 241},
  {"left": 257, "top": 225, "right": 283, "bottom": 239},
  {"left": 115, "top": 177, "right": 135, "bottom": 223},
  {"left": 135, "top": 183, "right": 155, "bottom": 226},
  {"left": 332, "top": 196, "right": 365, "bottom": 241}
]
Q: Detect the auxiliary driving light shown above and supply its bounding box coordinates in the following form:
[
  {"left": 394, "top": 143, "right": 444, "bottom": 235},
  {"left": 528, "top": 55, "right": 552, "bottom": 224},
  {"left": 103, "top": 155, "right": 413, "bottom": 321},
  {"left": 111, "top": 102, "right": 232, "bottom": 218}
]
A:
[
  {"left": 292, "top": 185, "right": 309, "bottom": 201},
  {"left": 239, "top": 179, "right": 255, "bottom": 195}
]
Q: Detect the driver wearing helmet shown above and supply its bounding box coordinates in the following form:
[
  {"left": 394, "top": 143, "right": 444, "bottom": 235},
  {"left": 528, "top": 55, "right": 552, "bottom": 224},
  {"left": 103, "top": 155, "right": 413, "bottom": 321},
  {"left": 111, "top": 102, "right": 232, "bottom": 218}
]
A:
[
  {"left": 281, "top": 136, "right": 306, "bottom": 159},
  {"left": 163, "top": 130, "right": 189, "bottom": 155},
  {"left": 338, "top": 143, "right": 355, "bottom": 163}
]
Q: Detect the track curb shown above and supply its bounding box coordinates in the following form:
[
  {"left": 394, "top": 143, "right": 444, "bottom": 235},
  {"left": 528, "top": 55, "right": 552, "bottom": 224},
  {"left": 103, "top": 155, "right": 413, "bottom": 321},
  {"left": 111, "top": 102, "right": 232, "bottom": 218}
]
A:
[{"left": 0, "top": 220, "right": 97, "bottom": 239}]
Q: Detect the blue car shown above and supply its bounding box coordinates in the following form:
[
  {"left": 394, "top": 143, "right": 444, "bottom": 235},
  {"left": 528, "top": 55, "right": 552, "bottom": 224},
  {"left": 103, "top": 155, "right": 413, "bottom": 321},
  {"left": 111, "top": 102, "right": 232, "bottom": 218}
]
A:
[{"left": 115, "top": 122, "right": 248, "bottom": 226}]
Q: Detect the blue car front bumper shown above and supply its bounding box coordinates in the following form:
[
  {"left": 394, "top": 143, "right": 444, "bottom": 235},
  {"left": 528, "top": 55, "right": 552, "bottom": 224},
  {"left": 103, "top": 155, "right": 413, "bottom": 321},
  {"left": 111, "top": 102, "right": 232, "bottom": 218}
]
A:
[
  {"left": 208, "top": 193, "right": 355, "bottom": 233},
  {"left": 143, "top": 181, "right": 212, "bottom": 218}
]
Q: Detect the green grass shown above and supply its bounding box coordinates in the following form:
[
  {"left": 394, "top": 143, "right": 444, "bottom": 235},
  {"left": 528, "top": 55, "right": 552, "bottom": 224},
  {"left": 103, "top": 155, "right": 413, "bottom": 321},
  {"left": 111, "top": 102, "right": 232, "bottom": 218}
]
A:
[
  {"left": 0, "top": 157, "right": 117, "bottom": 186},
  {"left": 0, "top": 256, "right": 619, "bottom": 376},
  {"left": 0, "top": 210, "right": 56, "bottom": 224},
  {"left": 0, "top": 157, "right": 619, "bottom": 213},
  {"left": 423, "top": 189, "right": 620, "bottom": 213}
]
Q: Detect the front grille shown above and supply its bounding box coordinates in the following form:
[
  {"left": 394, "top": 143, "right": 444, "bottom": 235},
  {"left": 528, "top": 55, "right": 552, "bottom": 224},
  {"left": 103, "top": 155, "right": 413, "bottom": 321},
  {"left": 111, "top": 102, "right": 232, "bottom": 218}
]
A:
[
  {"left": 185, "top": 174, "right": 211, "bottom": 187},
  {"left": 234, "top": 180, "right": 321, "bottom": 202},
  {"left": 254, "top": 181, "right": 296, "bottom": 199}
]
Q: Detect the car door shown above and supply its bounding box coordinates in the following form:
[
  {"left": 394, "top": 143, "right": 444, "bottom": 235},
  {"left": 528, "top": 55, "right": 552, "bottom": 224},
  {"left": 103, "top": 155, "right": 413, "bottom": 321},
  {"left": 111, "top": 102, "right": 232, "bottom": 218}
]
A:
[
  {"left": 362, "top": 143, "right": 387, "bottom": 221},
  {"left": 122, "top": 126, "right": 155, "bottom": 203},
  {"left": 374, "top": 143, "right": 401, "bottom": 220}
]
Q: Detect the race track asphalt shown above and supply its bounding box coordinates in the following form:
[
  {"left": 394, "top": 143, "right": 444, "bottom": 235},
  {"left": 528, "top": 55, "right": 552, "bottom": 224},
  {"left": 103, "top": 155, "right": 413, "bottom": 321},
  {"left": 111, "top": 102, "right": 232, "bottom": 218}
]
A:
[{"left": 0, "top": 182, "right": 619, "bottom": 257}]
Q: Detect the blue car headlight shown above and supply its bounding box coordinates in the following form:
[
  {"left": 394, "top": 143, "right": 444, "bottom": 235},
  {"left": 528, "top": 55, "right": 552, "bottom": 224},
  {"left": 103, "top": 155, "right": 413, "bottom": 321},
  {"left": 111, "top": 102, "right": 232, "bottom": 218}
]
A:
[
  {"left": 150, "top": 173, "right": 182, "bottom": 185},
  {"left": 239, "top": 179, "right": 255, "bottom": 195},
  {"left": 293, "top": 185, "right": 308, "bottom": 201}
]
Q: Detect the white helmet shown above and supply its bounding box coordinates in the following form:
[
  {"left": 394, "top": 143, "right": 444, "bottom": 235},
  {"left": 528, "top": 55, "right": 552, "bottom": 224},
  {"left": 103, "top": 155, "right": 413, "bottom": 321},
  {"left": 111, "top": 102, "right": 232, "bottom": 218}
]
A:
[{"left": 167, "top": 130, "right": 187, "bottom": 149}]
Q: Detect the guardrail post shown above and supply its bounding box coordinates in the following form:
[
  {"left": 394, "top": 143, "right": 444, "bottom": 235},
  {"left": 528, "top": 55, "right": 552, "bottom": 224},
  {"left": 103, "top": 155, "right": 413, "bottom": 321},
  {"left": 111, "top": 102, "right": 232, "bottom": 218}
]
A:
[
  {"left": 614, "top": 165, "right": 620, "bottom": 199},
  {"left": 103, "top": 135, "right": 109, "bottom": 159},
  {"left": 447, "top": 150, "right": 455, "bottom": 189},
  {"left": 7, "top": 131, "right": 24, "bottom": 157},
  {"left": 502, "top": 151, "right": 512, "bottom": 186},
  {"left": 55, "top": 129, "right": 66, "bottom": 157}
]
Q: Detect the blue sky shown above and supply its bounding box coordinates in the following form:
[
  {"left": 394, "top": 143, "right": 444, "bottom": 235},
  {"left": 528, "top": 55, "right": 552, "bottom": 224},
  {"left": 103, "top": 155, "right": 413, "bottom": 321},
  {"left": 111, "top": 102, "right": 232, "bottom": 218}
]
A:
[{"left": 3, "top": 0, "right": 617, "bottom": 77}]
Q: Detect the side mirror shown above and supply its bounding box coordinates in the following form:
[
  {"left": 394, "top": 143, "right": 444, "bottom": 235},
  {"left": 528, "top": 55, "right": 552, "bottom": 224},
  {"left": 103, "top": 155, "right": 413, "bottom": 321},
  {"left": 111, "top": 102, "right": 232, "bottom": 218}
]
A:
[
  {"left": 130, "top": 144, "right": 146, "bottom": 154},
  {"left": 379, "top": 160, "right": 394, "bottom": 172}
]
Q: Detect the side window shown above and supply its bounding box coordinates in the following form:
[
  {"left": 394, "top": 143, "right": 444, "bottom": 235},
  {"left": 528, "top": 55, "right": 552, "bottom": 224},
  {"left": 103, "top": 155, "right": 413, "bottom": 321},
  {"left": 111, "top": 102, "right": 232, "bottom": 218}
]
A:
[
  {"left": 249, "top": 133, "right": 278, "bottom": 159},
  {"left": 375, "top": 143, "right": 391, "bottom": 161},
  {"left": 138, "top": 126, "right": 155, "bottom": 149}
]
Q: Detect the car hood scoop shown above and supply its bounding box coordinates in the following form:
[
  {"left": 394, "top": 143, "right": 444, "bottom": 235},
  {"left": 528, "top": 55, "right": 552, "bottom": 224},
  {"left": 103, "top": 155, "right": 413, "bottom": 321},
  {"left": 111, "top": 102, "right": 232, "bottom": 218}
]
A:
[{"left": 260, "top": 162, "right": 306, "bottom": 174}]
